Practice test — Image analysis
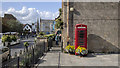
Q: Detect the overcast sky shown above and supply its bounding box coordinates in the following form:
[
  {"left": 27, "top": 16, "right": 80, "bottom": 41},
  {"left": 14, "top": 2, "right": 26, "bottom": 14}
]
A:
[{"left": 1, "top": 2, "right": 61, "bottom": 24}]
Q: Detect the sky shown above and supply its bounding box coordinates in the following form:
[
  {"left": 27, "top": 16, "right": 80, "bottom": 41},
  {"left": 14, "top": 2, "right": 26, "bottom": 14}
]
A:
[{"left": 1, "top": 2, "right": 62, "bottom": 24}]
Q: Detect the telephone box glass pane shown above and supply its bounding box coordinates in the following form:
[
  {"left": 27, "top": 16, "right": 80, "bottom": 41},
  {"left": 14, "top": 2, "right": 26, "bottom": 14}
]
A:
[
  {"left": 78, "top": 30, "right": 85, "bottom": 46},
  {"left": 80, "top": 30, "right": 85, "bottom": 33}
]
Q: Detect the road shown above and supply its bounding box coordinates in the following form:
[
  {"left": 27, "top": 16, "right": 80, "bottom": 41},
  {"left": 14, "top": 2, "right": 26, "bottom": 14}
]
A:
[{"left": 10, "top": 37, "right": 35, "bottom": 57}]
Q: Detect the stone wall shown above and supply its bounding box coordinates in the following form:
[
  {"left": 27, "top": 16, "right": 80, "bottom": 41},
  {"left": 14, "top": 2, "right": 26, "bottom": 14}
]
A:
[
  {"left": 37, "top": 37, "right": 48, "bottom": 52},
  {"left": 73, "top": 20, "right": 118, "bottom": 53},
  {"left": 62, "top": 2, "right": 68, "bottom": 48},
  {"left": 63, "top": 2, "right": 120, "bottom": 53}
]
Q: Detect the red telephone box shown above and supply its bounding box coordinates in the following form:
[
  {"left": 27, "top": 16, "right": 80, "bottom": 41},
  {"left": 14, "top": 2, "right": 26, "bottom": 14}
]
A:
[{"left": 75, "top": 24, "right": 87, "bottom": 55}]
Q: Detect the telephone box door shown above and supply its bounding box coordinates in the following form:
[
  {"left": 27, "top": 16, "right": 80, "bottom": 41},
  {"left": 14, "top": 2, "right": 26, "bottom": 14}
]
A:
[{"left": 75, "top": 24, "right": 87, "bottom": 55}]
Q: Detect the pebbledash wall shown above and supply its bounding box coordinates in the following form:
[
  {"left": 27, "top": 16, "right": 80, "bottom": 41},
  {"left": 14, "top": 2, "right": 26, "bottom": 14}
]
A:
[{"left": 62, "top": 2, "right": 120, "bottom": 53}]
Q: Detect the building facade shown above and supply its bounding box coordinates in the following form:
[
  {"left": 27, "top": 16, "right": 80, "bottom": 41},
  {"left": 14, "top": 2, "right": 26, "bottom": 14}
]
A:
[
  {"left": 23, "top": 24, "right": 32, "bottom": 32},
  {"left": 62, "top": 1, "right": 120, "bottom": 53},
  {"left": 31, "top": 22, "right": 37, "bottom": 33},
  {"left": 40, "top": 19, "right": 54, "bottom": 34}
]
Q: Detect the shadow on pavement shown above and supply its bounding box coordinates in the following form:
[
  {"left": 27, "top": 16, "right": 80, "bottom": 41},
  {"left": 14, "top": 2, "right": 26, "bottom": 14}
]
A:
[{"left": 85, "top": 53, "right": 96, "bottom": 57}]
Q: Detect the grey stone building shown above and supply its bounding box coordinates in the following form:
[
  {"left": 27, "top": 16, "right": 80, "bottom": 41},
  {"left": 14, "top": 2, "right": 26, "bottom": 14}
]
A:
[
  {"left": 62, "top": 1, "right": 120, "bottom": 53},
  {"left": 40, "top": 19, "right": 54, "bottom": 34}
]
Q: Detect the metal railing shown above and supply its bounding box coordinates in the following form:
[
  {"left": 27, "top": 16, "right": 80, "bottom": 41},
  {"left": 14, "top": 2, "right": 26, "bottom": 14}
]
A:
[{"left": 2, "top": 38, "right": 53, "bottom": 68}]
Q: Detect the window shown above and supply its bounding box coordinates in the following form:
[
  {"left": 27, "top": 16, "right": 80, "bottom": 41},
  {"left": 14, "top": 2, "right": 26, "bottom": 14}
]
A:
[
  {"left": 80, "top": 30, "right": 85, "bottom": 33},
  {"left": 80, "top": 33, "right": 84, "bottom": 36},
  {"left": 79, "top": 45, "right": 85, "bottom": 46},
  {"left": 78, "top": 30, "right": 85, "bottom": 38},
  {"left": 79, "top": 35, "right": 84, "bottom": 38},
  {"left": 27, "top": 26, "right": 28, "bottom": 29}
]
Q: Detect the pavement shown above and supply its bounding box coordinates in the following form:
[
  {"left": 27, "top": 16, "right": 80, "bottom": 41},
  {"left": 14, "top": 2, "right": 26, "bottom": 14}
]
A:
[{"left": 34, "top": 42, "right": 119, "bottom": 68}]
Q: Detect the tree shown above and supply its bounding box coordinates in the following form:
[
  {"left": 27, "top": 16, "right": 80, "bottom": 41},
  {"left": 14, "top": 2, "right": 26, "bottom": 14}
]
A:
[
  {"left": 55, "top": 18, "right": 63, "bottom": 29},
  {"left": 59, "top": 8, "right": 62, "bottom": 15},
  {"left": 39, "top": 32, "right": 45, "bottom": 35},
  {"left": 24, "top": 42, "right": 29, "bottom": 52},
  {"left": 55, "top": 8, "right": 64, "bottom": 29},
  {"left": 5, "top": 20, "right": 23, "bottom": 33},
  {"left": 2, "top": 21, "right": 10, "bottom": 33}
]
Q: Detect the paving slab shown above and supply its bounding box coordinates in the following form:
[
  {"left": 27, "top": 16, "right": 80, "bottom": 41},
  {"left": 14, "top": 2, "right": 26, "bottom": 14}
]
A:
[
  {"left": 35, "top": 46, "right": 119, "bottom": 68},
  {"left": 35, "top": 46, "right": 61, "bottom": 67},
  {"left": 60, "top": 53, "right": 118, "bottom": 66}
]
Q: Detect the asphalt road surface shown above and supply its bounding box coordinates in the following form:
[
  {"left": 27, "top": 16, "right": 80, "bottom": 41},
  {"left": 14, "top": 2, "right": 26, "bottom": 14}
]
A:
[{"left": 10, "top": 37, "right": 35, "bottom": 57}]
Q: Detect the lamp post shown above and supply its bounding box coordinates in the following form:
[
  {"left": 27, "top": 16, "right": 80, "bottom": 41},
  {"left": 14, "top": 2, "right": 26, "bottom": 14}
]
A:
[{"left": 70, "top": 7, "right": 74, "bottom": 12}]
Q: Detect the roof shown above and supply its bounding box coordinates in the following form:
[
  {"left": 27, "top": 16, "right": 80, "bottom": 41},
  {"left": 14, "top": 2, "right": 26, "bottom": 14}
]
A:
[
  {"left": 23, "top": 24, "right": 32, "bottom": 28},
  {"left": 75, "top": 24, "right": 87, "bottom": 27},
  {"left": 4, "top": 14, "right": 17, "bottom": 20}
]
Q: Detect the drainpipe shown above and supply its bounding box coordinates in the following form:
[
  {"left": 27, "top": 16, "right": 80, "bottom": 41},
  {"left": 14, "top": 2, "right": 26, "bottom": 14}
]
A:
[{"left": 67, "top": 0, "right": 69, "bottom": 38}]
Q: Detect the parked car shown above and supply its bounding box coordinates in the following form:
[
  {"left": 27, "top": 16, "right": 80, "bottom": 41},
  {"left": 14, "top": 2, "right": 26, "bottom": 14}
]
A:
[{"left": 0, "top": 46, "right": 10, "bottom": 62}]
